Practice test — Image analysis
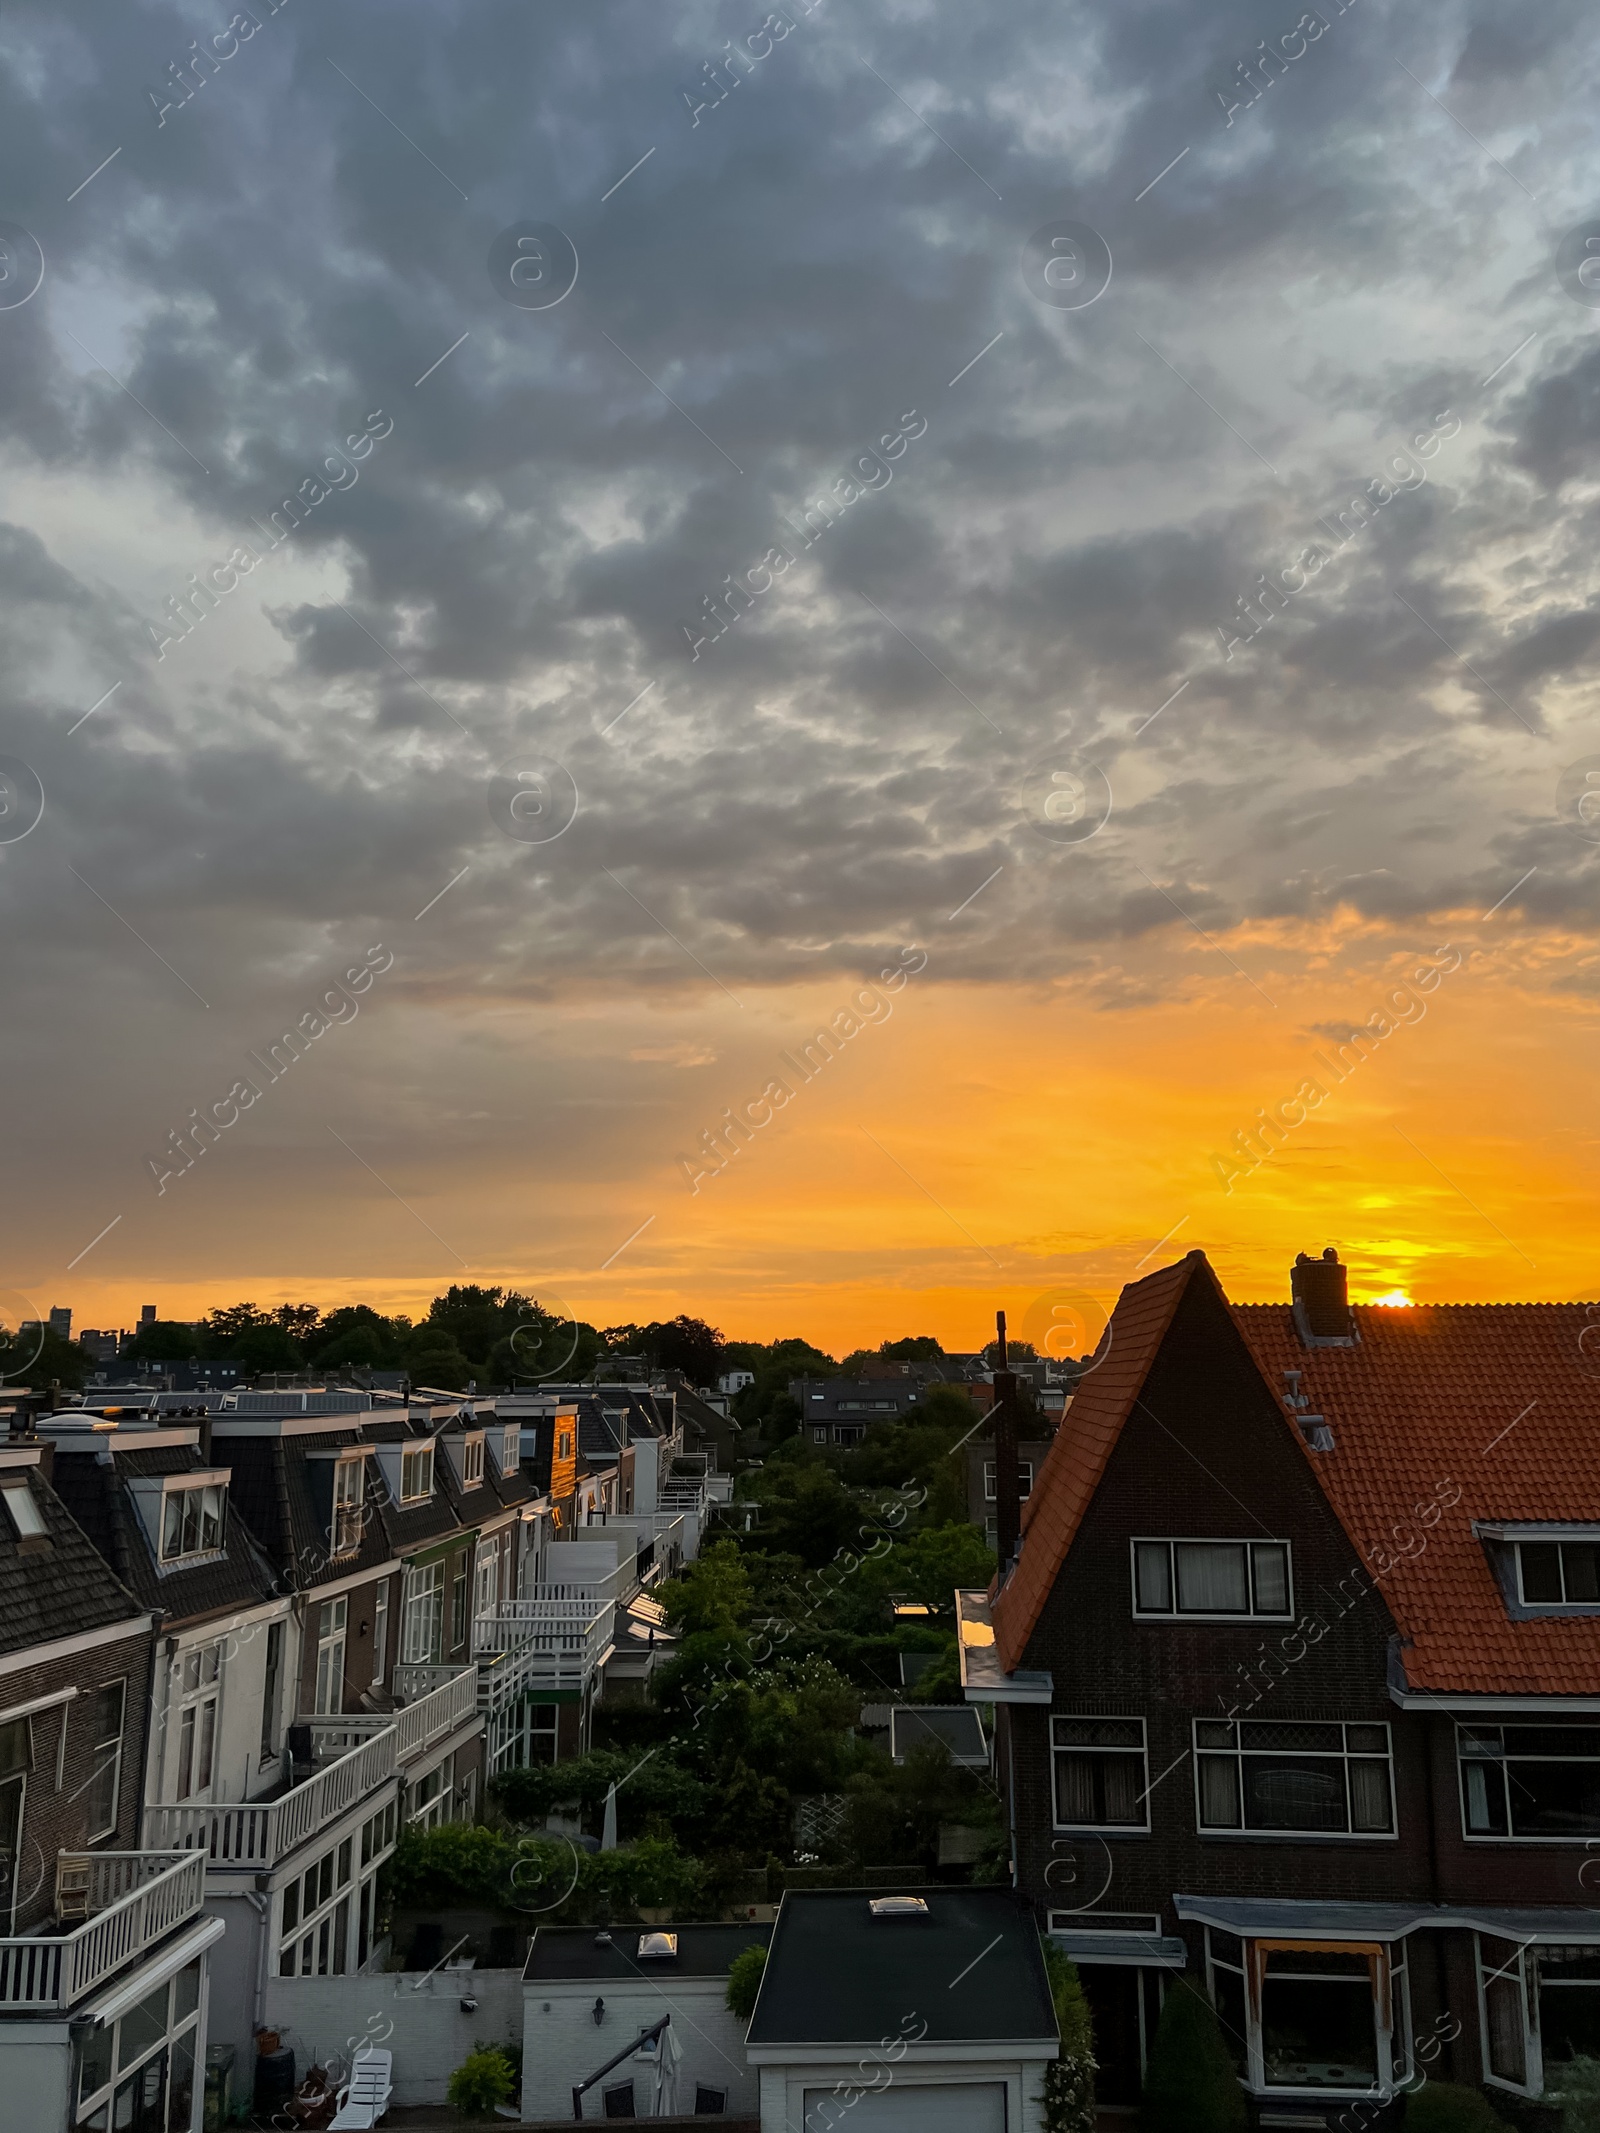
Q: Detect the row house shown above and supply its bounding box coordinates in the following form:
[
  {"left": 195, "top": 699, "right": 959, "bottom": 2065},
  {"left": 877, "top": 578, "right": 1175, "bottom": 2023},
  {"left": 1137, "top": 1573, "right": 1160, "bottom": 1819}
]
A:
[
  {"left": 961, "top": 1250, "right": 1600, "bottom": 2120},
  {"left": 0, "top": 1410, "right": 221, "bottom": 2133}
]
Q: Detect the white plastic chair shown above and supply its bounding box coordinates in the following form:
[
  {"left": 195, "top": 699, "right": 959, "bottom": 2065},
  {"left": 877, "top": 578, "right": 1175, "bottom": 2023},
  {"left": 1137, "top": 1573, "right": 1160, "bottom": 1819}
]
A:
[{"left": 329, "top": 2046, "right": 393, "bottom": 2129}]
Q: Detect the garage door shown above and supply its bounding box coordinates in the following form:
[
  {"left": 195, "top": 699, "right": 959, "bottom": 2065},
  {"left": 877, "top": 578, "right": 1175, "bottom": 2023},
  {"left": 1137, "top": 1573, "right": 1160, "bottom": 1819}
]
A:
[{"left": 803, "top": 2080, "right": 1005, "bottom": 2131}]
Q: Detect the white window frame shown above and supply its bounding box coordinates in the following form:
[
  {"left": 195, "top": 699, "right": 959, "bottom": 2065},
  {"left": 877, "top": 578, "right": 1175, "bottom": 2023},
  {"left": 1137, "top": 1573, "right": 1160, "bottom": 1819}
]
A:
[
  {"left": 371, "top": 1582, "right": 390, "bottom": 1688},
  {"left": 276, "top": 1830, "right": 359, "bottom": 1979},
  {"left": 1193, "top": 1719, "right": 1396, "bottom": 1841},
  {"left": 1514, "top": 1537, "right": 1600, "bottom": 1610},
  {"left": 74, "top": 1958, "right": 206, "bottom": 2131},
  {"left": 402, "top": 1561, "right": 445, "bottom": 1665},
  {"left": 1051, "top": 1714, "right": 1151, "bottom": 1834},
  {"left": 171, "top": 1641, "right": 223, "bottom": 1803},
  {"left": 474, "top": 1541, "right": 499, "bottom": 1633},
  {"left": 400, "top": 1444, "right": 434, "bottom": 1504},
  {"left": 314, "top": 1597, "right": 347, "bottom": 1716},
  {"left": 984, "top": 1460, "right": 1034, "bottom": 1501},
  {"left": 84, "top": 1678, "right": 127, "bottom": 1840},
  {"left": 1209, "top": 1927, "right": 1410, "bottom": 2100},
  {"left": 1458, "top": 1720, "right": 1600, "bottom": 1843},
  {"left": 496, "top": 1424, "right": 521, "bottom": 1477},
  {"left": 1130, "top": 1537, "right": 1293, "bottom": 1621},
  {"left": 1476, "top": 1932, "right": 1540, "bottom": 2095},
  {"left": 331, "top": 1457, "right": 365, "bottom": 1557},
  {"left": 159, "top": 1479, "right": 227, "bottom": 1564},
  {"left": 460, "top": 1435, "right": 485, "bottom": 1488}
]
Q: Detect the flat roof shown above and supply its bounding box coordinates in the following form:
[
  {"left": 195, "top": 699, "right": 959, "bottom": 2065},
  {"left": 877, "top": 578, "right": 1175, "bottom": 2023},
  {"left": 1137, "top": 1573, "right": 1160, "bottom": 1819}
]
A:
[
  {"left": 524, "top": 1922, "right": 769, "bottom": 1982},
  {"left": 746, "top": 1888, "right": 1056, "bottom": 2048}
]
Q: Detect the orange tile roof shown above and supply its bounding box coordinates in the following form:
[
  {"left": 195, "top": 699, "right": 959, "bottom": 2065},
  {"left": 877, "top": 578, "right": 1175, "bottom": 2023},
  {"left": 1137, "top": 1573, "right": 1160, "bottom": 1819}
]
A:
[
  {"left": 991, "top": 1251, "right": 1213, "bottom": 1670},
  {"left": 1233, "top": 1298, "right": 1600, "bottom": 1697},
  {"left": 992, "top": 1250, "right": 1600, "bottom": 1696}
]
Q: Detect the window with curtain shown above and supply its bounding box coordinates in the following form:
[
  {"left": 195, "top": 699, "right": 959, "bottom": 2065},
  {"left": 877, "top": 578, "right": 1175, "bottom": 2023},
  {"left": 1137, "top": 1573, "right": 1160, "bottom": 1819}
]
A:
[
  {"left": 1195, "top": 1720, "right": 1394, "bottom": 1835},
  {"left": 1051, "top": 1716, "right": 1148, "bottom": 1829},
  {"left": 1133, "top": 1539, "right": 1291, "bottom": 1618}
]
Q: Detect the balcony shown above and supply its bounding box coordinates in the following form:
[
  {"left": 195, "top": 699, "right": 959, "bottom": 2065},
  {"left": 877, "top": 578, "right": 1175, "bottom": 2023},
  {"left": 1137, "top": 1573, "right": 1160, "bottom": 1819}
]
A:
[
  {"left": 0, "top": 1852, "right": 206, "bottom": 2013},
  {"left": 304, "top": 1669, "right": 480, "bottom": 1770},
  {"left": 471, "top": 1594, "right": 615, "bottom": 1704},
  {"left": 144, "top": 1727, "right": 397, "bottom": 1870}
]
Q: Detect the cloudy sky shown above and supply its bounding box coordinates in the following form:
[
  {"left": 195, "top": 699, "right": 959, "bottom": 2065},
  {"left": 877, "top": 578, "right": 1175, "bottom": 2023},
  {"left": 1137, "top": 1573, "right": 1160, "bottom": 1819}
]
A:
[{"left": 3, "top": 0, "right": 1599, "bottom": 1353}]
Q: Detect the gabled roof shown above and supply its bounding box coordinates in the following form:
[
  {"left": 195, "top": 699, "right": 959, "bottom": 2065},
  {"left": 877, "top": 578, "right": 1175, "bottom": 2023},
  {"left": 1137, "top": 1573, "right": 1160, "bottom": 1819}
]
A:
[
  {"left": 991, "top": 1251, "right": 1213, "bottom": 1670},
  {"left": 1233, "top": 1300, "right": 1600, "bottom": 1697},
  {"left": 0, "top": 1453, "right": 146, "bottom": 1660}
]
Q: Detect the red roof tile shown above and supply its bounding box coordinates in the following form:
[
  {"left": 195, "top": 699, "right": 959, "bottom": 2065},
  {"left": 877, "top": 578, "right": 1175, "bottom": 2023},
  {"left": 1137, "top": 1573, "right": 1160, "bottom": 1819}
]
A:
[
  {"left": 1233, "top": 1299, "right": 1600, "bottom": 1697},
  {"left": 991, "top": 1251, "right": 1214, "bottom": 1671}
]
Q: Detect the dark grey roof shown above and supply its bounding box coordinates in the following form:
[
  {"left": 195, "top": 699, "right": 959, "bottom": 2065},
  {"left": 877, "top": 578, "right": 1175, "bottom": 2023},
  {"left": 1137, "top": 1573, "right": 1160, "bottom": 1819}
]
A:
[
  {"left": 49, "top": 1440, "right": 280, "bottom": 1627},
  {"left": 0, "top": 1454, "right": 145, "bottom": 1659},
  {"left": 221, "top": 1428, "right": 397, "bottom": 1588},
  {"left": 746, "top": 1889, "right": 1056, "bottom": 2048},
  {"left": 889, "top": 1705, "right": 988, "bottom": 1766},
  {"left": 525, "top": 1922, "right": 769, "bottom": 1982}
]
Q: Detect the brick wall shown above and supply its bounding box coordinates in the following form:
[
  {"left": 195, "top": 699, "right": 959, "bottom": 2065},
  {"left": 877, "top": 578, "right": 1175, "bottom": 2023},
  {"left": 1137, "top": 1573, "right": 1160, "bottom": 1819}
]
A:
[{"left": 1, "top": 1623, "right": 154, "bottom": 1929}]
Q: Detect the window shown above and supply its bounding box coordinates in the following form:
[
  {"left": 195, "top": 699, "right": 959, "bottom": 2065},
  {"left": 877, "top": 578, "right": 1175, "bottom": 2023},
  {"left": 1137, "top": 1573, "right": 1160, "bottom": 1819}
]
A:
[
  {"left": 1460, "top": 1722, "right": 1600, "bottom": 1839},
  {"left": 314, "top": 1598, "right": 347, "bottom": 1716},
  {"left": 75, "top": 1958, "right": 203, "bottom": 2133},
  {"left": 0, "top": 1718, "right": 30, "bottom": 1929},
  {"left": 1478, "top": 1934, "right": 1533, "bottom": 2091},
  {"left": 0, "top": 1480, "right": 47, "bottom": 1539},
  {"left": 1260, "top": 1945, "right": 1385, "bottom": 2090},
  {"left": 460, "top": 1435, "right": 485, "bottom": 1487},
  {"left": 277, "top": 1836, "right": 364, "bottom": 1978},
  {"left": 1536, "top": 1944, "right": 1600, "bottom": 2075},
  {"left": 1051, "top": 1716, "right": 1149, "bottom": 1830},
  {"left": 497, "top": 1424, "right": 521, "bottom": 1476},
  {"left": 1207, "top": 1930, "right": 1249, "bottom": 2077},
  {"left": 410, "top": 1761, "right": 450, "bottom": 1829},
  {"left": 371, "top": 1583, "right": 389, "bottom": 1687},
  {"left": 85, "top": 1680, "right": 126, "bottom": 1840},
  {"left": 1195, "top": 1720, "right": 1394, "bottom": 1836},
  {"left": 451, "top": 1555, "right": 469, "bottom": 1652},
  {"left": 332, "top": 1458, "right": 365, "bottom": 1556},
  {"left": 983, "top": 1460, "right": 1034, "bottom": 1500},
  {"left": 1132, "top": 1539, "right": 1291, "bottom": 1618},
  {"left": 400, "top": 1445, "right": 434, "bottom": 1503},
  {"left": 402, "top": 1562, "right": 445, "bottom": 1664},
  {"left": 694, "top": 2088, "right": 727, "bottom": 2115},
  {"left": 172, "top": 1644, "right": 221, "bottom": 1803},
  {"left": 159, "top": 1481, "right": 226, "bottom": 1563},
  {"left": 604, "top": 2082, "right": 635, "bottom": 2118},
  {"left": 557, "top": 1429, "right": 573, "bottom": 1460},
  {"left": 260, "top": 1621, "right": 284, "bottom": 1763},
  {"left": 474, "top": 1543, "right": 498, "bottom": 1638},
  {"left": 1517, "top": 1540, "right": 1600, "bottom": 1606}
]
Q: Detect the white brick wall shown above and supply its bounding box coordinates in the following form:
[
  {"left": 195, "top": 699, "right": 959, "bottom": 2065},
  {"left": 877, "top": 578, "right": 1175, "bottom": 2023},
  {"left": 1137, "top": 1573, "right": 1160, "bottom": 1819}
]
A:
[
  {"left": 264, "top": 1967, "right": 522, "bottom": 2106},
  {"left": 523, "top": 1974, "right": 756, "bottom": 2121}
]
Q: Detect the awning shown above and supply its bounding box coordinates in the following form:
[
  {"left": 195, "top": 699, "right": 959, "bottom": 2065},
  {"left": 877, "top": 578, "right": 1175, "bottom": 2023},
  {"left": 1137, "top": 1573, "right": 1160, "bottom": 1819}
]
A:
[
  {"left": 82, "top": 1914, "right": 227, "bottom": 2024},
  {"left": 1050, "top": 1932, "right": 1188, "bottom": 1968},
  {"left": 1176, "top": 1896, "right": 1600, "bottom": 1943}
]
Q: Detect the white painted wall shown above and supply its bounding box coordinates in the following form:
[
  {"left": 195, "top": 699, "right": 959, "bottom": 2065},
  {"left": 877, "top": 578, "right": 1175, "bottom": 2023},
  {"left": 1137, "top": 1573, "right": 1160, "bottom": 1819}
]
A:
[
  {"left": 264, "top": 1967, "right": 522, "bottom": 2105},
  {"left": 145, "top": 1598, "right": 293, "bottom": 1815},
  {"left": 0, "top": 2024, "right": 72, "bottom": 2133},
  {"left": 755, "top": 2052, "right": 1052, "bottom": 2133},
  {"left": 522, "top": 1974, "right": 756, "bottom": 2122}
]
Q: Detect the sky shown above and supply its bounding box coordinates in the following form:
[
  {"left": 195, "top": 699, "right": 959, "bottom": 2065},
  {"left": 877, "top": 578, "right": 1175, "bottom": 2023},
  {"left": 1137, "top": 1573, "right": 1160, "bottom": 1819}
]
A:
[{"left": 3, "top": 0, "right": 1599, "bottom": 1359}]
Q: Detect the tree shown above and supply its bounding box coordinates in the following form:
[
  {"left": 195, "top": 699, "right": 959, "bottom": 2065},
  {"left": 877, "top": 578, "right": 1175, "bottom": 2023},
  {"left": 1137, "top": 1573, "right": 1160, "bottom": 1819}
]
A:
[
  {"left": 230, "top": 1323, "right": 305, "bottom": 1375},
  {"left": 640, "top": 1315, "right": 725, "bottom": 1387},
  {"left": 205, "top": 1301, "right": 271, "bottom": 1343},
  {"left": 1041, "top": 1945, "right": 1096, "bottom": 2133},
  {"left": 1140, "top": 1981, "right": 1245, "bottom": 2133},
  {"left": 406, "top": 1330, "right": 471, "bottom": 1391},
  {"left": 272, "top": 1302, "right": 323, "bottom": 1344},
  {"left": 659, "top": 1540, "right": 753, "bottom": 1637},
  {"left": 121, "top": 1319, "right": 200, "bottom": 1362},
  {"left": 0, "top": 1324, "right": 90, "bottom": 1391},
  {"left": 726, "top": 1945, "right": 767, "bottom": 2021}
]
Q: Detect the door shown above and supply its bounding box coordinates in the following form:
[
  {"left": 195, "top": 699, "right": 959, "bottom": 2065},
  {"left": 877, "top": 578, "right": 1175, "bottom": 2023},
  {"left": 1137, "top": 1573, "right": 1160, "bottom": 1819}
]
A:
[{"left": 803, "top": 2081, "right": 1006, "bottom": 2130}]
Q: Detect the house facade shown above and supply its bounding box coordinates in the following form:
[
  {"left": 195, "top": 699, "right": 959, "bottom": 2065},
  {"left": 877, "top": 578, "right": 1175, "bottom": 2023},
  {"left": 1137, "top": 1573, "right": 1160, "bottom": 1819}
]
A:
[
  {"left": 961, "top": 1249, "right": 1600, "bottom": 2117},
  {"left": 0, "top": 1412, "right": 222, "bottom": 2133}
]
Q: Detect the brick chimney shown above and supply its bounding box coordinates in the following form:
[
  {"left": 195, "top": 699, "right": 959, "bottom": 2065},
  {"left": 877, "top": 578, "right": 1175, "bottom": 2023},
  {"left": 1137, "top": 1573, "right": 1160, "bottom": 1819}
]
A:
[
  {"left": 991, "top": 1309, "right": 1023, "bottom": 1573},
  {"left": 1291, "top": 1248, "right": 1359, "bottom": 1348}
]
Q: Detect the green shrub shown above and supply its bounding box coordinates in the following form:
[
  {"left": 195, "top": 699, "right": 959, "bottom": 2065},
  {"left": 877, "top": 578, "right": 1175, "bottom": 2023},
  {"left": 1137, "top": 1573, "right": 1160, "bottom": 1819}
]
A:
[
  {"left": 385, "top": 1822, "right": 514, "bottom": 1908},
  {"left": 1140, "top": 1980, "right": 1246, "bottom": 2133},
  {"left": 726, "top": 1943, "right": 768, "bottom": 2021},
  {"left": 1403, "top": 2080, "right": 1507, "bottom": 2133},
  {"left": 1540, "top": 2054, "right": 1600, "bottom": 2133},
  {"left": 1039, "top": 1944, "right": 1096, "bottom": 2133},
  {"left": 446, "top": 2046, "right": 516, "bottom": 2118}
]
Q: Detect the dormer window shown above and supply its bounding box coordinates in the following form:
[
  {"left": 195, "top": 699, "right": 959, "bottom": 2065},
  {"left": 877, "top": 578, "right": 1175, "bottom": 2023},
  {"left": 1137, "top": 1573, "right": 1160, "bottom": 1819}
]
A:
[
  {"left": 331, "top": 1458, "right": 365, "bottom": 1557},
  {"left": 460, "top": 1435, "right": 484, "bottom": 1488},
  {"left": 400, "top": 1444, "right": 434, "bottom": 1504},
  {"left": 160, "top": 1480, "right": 227, "bottom": 1564},
  {"left": 1518, "top": 1540, "right": 1600, "bottom": 1607},
  {"left": 493, "top": 1424, "right": 521, "bottom": 1477}
]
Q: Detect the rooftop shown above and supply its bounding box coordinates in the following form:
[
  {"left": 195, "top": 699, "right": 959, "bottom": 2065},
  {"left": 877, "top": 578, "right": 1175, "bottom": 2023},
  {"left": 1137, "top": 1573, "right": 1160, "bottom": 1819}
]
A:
[{"left": 524, "top": 1921, "right": 769, "bottom": 1982}]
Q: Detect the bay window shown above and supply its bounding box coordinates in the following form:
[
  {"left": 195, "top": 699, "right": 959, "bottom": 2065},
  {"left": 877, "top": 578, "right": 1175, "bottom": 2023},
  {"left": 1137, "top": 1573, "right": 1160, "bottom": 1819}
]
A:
[
  {"left": 1195, "top": 1720, "right": 1394, "bottom": 1836},
  {"left": 1207, "top": 1929, "right": 1409, "bottom": 2096}
]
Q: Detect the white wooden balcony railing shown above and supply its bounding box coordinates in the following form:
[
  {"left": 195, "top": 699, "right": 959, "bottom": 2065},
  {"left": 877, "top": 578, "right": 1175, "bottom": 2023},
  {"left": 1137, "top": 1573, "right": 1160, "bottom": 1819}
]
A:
[
  {"left": 472, "top": 1595, "right": 615, "bottom": 1701},
  {"left": 145, "top": 1728, "right": 396, "bottom": 1869},
  {"left": 301, "top": 1669, "right": 479, "bottom": 1769},
  {"left": 0, "top": 1852, "right": 206, "bottom": 2013}
]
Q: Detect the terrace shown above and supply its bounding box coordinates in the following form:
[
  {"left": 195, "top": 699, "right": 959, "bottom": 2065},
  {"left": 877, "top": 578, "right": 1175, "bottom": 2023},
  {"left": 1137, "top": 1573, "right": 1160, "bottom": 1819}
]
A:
[{"left": 0, "top": 1852, "right": 207, "bottom": 2014}]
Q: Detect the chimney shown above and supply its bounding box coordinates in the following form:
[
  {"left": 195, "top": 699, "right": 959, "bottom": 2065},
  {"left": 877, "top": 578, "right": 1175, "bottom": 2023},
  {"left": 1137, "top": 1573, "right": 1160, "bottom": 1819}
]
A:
[
  {"left": 1291, "top": 1248, "right": 1358, "bottom": 1348},
  {"left": 991, "top": 1309, "right": 1023, "bottom": 1573}
]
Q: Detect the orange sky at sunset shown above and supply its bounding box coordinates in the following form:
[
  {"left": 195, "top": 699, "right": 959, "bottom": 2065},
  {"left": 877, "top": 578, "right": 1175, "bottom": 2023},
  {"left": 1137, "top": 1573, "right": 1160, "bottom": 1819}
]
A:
[{"left": 48, "top": 907, "right": 1597, "bottom": 1359}]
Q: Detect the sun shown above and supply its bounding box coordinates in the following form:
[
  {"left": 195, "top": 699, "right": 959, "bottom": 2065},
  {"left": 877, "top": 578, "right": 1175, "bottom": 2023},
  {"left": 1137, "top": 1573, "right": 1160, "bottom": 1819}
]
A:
[{"left": 1372, "top": 1289, "right": 1414, "bottom": 1308}]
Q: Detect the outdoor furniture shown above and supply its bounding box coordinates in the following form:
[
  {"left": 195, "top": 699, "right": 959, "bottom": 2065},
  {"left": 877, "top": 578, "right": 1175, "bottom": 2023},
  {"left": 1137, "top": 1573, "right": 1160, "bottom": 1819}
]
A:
[{"left": 329, "top": 2047, "right": 393, "bottom": 2129}]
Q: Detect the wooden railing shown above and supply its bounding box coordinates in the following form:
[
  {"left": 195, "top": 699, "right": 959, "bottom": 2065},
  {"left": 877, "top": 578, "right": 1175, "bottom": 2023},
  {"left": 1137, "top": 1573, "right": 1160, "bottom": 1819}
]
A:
[
  {"left": 0, "top": 1853, "right": 205, "bottom": 2012},
  {"left": 471, "top": 1596, "right": 615, "bottom": 1704},
  {"left": 394, "top": 1665, "right": 479, "bottom": 1761},
  {"left": 145, "top": 1728, "right": 396, "bottom": 1868}
]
